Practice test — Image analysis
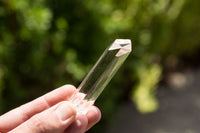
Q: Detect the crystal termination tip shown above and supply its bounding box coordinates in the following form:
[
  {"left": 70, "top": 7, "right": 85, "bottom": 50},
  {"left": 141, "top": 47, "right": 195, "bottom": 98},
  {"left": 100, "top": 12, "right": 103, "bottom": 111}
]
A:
[{"left": 109, "top": 39, "right": 132, "bottom": 57}]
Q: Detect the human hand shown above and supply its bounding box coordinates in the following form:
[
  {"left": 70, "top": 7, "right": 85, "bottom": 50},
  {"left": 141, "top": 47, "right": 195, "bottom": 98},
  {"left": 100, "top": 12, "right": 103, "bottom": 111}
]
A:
[{"left": 0, "top": 85, "right": 101, "bottom": 133}]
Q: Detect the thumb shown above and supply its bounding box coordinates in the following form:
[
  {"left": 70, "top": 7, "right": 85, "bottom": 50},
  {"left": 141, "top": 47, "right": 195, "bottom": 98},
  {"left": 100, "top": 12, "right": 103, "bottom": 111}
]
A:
[{"left": 9, "top": 101, "right": 76, "bottom": 133}]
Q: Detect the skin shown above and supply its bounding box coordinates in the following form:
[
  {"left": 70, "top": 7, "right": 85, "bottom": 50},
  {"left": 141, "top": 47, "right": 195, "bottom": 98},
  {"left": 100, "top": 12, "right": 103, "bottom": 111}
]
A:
[{"left": 0, "top": 85, "right": 101, "bottom": 133}]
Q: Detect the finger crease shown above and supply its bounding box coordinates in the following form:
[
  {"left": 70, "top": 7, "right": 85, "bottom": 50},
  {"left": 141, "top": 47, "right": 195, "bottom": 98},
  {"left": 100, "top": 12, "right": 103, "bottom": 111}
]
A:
[
  {"left": 18, "top": 106, "right": 32, "bottom": 122},
  {"left": 41, "top": 96, "right": 51, "bottom": 108}
]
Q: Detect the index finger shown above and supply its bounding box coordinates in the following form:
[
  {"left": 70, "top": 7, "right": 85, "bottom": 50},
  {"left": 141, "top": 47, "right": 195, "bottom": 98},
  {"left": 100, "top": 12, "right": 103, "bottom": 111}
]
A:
[{"left": 0, "top": 84, "right": 76, "bottom": 133}]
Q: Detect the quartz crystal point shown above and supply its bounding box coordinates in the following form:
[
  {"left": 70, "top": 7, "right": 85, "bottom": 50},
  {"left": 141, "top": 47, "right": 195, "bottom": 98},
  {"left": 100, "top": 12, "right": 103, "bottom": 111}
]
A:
[{"left": 71, "top": 39, "right": 132, "bottom": 112}]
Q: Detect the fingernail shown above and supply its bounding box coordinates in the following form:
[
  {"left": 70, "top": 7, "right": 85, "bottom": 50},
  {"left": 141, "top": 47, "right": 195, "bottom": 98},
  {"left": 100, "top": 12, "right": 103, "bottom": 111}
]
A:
[{"left": 56, "top": 102, "right": 76, "bottom": 121}]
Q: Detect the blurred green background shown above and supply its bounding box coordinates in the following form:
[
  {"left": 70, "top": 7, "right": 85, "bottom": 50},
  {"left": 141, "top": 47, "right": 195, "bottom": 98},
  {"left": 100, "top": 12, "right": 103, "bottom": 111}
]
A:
[{"left": 0, "top": 0, "right": 200, "bottom": 132}]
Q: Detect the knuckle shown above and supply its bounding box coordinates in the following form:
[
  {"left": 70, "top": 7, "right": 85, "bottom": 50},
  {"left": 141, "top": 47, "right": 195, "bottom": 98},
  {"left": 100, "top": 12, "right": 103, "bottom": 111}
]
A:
[
  {"left": 18, "top": 106, "right": 31, "bottom": 122},
  {"left": 27, "top": 115, "right": 47, "bottom": 133},
  {"left": 41, "top": 96, "right": 51, "bottom": 108}
]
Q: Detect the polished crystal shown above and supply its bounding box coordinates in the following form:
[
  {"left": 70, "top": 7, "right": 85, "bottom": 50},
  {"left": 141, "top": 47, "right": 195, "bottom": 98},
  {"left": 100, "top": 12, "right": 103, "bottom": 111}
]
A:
[{"left": 70, "top": 39, "right": 132, "bottom": 113}]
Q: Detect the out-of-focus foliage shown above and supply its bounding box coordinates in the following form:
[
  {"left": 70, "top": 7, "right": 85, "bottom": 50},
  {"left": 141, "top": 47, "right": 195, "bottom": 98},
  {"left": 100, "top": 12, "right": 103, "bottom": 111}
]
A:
[
  {"left": 0, "top": 0, "right": 200, "bottom": 132},
  {"left": 133, "top": 63, "right": 161, "bottom": 113},
  {"left": 0, "top": 67, "right": 3, "bottom": 103}
]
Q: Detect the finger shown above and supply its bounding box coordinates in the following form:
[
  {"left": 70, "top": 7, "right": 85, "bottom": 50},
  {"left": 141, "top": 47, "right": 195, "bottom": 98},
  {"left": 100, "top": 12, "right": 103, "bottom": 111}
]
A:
[
  {"left": 85, "top": 106, "right": 101, "bottom": 131},
  {"left": 65, "top": 114, "right": 88, "bottom": 133},
  {"left": 9, "top": 101, "right": 76, "bottom": 133},
  {"left": 0, "top": 85, "right": 76, "bottom": 132}
]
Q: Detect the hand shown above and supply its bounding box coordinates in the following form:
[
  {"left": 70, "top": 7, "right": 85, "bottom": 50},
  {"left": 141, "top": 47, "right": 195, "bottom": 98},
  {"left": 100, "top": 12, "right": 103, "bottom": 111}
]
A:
[{"left": 0, "top": 85, "right": 101, "bottom": 133}]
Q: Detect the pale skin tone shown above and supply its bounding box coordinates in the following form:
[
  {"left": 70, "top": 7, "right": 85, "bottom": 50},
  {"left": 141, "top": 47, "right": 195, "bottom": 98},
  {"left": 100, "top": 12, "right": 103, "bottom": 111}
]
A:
[{"left": 0, "top": 85, "right": 101, "bottom": 133}]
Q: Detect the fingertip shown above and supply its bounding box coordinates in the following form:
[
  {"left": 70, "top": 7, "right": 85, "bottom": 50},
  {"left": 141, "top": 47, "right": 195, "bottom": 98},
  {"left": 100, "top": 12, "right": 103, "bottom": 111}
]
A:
[
  {"left": 86, "top": 106, "right": 101, "bottom": 131},
  {"left": 61, "top": 84, "right": 76, "bottom": 94},
  {"left": 61, "top": 84, "right": 76, "bottom": 91},
  {"left": 59, "top": 84, "right": 77, "bottom": 100},
  {"left": 87, "top": 106, "right": 101, "bottom": 122}
]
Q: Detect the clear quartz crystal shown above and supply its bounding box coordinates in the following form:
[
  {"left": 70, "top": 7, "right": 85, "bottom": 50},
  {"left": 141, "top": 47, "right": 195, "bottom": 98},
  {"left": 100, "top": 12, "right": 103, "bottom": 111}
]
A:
[{"left": 70, "top": 39, "right": 132, "bottom": 113}]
